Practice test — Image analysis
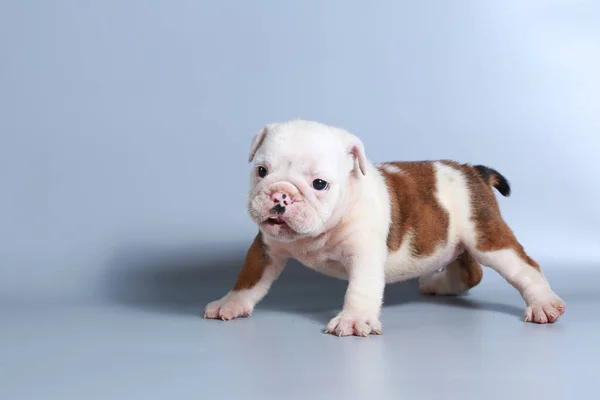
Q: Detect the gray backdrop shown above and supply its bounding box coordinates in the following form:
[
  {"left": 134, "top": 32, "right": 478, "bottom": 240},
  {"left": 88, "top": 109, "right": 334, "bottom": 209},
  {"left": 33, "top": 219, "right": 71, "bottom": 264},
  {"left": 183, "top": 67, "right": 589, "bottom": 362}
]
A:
[
  {"left": 3, "top": 1, "right": 599, "bottom": 302},
  {"left": 2, "top": 2, "right": 600, "bottom": 399}
]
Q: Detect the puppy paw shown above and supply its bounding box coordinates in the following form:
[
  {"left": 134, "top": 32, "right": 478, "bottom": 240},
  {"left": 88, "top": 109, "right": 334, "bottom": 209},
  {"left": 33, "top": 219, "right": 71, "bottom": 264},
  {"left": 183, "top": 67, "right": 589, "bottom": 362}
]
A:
[
  {"left": 325, "top": 311, "right": 382, "bottom": 337},
  {"left": 204, "top": 293, "right": 253, "bottom": 321},
  {"left": 524, "top": 292, "right": 565, "bottom": 324}
]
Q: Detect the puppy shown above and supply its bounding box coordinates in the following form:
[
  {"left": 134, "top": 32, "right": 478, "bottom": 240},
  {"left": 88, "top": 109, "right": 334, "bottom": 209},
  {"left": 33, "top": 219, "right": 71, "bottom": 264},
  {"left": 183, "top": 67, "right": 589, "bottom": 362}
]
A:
[{"left": 204, "top": 120, "right": 565, "bottom": 336}]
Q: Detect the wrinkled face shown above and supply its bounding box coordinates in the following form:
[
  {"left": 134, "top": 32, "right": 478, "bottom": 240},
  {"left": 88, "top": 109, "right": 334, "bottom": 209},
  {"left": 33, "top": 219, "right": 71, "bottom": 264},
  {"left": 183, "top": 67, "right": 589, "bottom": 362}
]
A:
[{"left": 246, "top": 121, "right": 366, "bottom": 243}]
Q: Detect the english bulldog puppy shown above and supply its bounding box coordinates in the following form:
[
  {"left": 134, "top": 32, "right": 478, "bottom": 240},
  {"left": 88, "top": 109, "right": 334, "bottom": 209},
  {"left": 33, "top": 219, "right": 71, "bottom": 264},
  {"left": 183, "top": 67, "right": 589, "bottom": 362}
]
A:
[{"left": 204, "top": 120, "right": 565, "bottom": 336}]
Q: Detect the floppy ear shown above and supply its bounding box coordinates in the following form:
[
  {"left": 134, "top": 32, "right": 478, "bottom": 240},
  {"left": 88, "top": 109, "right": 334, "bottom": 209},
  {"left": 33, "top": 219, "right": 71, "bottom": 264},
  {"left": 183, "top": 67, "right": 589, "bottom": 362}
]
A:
[
  {"left": 347, "top": 135, "right": 367, "bottom": 176},
  {"left": 248, "top": 126, "right": 269, "bottom": 163}
]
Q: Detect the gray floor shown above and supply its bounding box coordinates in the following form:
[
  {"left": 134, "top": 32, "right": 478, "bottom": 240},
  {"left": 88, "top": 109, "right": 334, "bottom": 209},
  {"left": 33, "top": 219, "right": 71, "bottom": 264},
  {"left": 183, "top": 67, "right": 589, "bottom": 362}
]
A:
[{"left": 1, "top": 261, "right": 598, "bottom": 400}]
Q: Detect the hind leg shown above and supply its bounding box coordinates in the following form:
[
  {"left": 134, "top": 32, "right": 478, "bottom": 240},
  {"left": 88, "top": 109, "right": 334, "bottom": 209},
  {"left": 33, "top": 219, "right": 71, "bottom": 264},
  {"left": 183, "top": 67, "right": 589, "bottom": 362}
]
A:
[
  {"left": 419, "top": 252, "right": 483, "bottom": 295},
  {"left": 469, "top": 221, "right": 565, "bottom": 323}
]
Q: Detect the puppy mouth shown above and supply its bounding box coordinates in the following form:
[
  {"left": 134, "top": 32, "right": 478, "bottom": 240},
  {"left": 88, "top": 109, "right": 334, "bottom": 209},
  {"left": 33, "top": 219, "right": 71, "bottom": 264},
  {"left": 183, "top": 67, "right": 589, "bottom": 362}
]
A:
[
  {"left": 265, "top": 216, "right": 287, "bottom": 226},
  {"left": 261, "top": 216, "right": 296, "bottom": 236}
]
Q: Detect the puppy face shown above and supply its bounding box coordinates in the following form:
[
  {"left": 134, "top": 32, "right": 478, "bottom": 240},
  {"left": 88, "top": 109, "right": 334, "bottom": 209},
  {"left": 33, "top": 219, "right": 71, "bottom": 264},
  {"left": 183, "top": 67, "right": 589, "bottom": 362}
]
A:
[{"left": 246, "top": 120, "right": 367, "bottom": 242}]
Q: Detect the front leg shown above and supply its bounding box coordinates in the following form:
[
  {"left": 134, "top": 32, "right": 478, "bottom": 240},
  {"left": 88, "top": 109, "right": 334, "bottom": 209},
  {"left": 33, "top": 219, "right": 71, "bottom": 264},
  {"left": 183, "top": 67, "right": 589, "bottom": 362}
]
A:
[
  {"left": 204, "top": 233, "right": 286, "bottom": 321},
  {"left": 325, "top": 244, "right": 387, "bottom": 337}
]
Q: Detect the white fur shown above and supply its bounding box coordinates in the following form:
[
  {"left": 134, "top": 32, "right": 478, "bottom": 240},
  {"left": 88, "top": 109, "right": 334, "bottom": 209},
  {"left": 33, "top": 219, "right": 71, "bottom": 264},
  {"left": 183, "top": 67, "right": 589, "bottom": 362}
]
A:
[
  {"left": 206, "top": 120, "right": 564, "bottom": 334},
  {"left": 378, "top": 163, "right": 403, "bottom": 174}
]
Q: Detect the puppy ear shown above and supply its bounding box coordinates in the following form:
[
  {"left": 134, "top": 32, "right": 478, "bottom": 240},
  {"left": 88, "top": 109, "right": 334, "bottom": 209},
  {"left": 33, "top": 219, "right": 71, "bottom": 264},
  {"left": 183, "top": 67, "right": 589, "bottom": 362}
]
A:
[
  {"left": 248, "top": 126, "right": 269, "bottom": 163},
  {"left": 348, "top": 135, "right": 367, "bottom": 176}
]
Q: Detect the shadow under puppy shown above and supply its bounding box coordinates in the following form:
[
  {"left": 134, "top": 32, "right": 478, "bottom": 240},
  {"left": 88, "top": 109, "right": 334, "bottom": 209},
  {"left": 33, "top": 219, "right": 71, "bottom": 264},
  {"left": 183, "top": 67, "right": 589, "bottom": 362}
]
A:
[{"left": 204, "top": 120, "right": 565, "bottom": 337}]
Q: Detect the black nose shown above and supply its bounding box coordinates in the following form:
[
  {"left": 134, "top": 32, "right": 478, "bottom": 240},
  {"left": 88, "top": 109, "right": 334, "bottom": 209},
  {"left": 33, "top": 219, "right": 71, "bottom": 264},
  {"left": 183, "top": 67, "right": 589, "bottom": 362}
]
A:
[{"left": 272, "top": 204, "right": 286, "bottom": 215}]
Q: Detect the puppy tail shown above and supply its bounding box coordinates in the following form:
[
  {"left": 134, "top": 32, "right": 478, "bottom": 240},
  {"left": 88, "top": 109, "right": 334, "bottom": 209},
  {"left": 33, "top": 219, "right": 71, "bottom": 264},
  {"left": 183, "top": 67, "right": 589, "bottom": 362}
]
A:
[{"left": 473, "top": 165, "right": 511, "bottom": 197}]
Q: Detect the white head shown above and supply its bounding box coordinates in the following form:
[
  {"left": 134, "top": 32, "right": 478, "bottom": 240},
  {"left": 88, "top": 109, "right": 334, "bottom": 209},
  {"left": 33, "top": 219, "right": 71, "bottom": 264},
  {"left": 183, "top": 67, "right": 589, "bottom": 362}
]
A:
[{"left": 246, "top": 120, "right": 368, "bottom": 242}]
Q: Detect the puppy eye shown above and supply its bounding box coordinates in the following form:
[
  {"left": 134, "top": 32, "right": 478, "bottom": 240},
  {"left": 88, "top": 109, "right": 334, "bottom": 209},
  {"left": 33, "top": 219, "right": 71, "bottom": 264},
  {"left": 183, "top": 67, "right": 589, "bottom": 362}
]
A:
[
  {"left": 312, "top": 179, "right": 328, "bottom": 191},
  {"left": 257, "top": 166, "right": 268, "bottom": 178}
]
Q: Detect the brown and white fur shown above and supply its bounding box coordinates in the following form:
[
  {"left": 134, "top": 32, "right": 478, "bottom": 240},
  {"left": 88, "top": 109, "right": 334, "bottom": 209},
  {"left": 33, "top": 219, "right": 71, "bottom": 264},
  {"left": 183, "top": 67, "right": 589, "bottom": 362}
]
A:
[{"left": 204, "top": 120, "right": 565, "bottom": 336}]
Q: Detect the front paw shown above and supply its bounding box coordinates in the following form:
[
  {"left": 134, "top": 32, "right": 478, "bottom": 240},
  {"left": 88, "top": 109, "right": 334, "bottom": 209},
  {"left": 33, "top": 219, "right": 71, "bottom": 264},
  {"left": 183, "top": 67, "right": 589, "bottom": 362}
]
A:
[
  {"left": 524, "top": 291, "right": 566, "bottom": 324},
  {"left": 325, "top": 310, "right": 382, "bottom": 337},
  {"left": 203, "top": 293, "right": 253, "bottom": 321}
]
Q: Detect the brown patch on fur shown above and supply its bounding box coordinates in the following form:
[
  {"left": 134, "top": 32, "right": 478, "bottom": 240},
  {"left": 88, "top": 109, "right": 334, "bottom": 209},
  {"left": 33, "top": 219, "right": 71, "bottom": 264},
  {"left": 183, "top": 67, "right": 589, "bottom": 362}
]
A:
[
  {"left": 232, "top": 232, "right": 271, "bottom": 291},
  {"left": 457, "top": 251, "right": 483, "bottom": 289},
  {"left": 441, "top": 161, "right": 541, "bottom": 272},
  {"left": 378, "top": 162, "right": 449, "bottom": 256}
]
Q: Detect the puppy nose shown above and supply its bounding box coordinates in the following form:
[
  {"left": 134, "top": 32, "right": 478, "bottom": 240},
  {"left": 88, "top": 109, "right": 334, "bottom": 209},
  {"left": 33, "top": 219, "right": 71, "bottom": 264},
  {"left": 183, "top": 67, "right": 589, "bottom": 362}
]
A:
[
  {"left": 271, "top": 192, "right": 292, "bottom": 206},
  {"left": 272, "top": 204, "right": 285, "bottom": 215}
]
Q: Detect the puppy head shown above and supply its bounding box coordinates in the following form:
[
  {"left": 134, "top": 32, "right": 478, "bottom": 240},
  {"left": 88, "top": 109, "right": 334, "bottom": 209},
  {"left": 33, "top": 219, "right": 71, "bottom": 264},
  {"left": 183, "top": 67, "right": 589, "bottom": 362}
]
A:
[{"left": 246, "top": 120, "right": 367, "bottom": 242}]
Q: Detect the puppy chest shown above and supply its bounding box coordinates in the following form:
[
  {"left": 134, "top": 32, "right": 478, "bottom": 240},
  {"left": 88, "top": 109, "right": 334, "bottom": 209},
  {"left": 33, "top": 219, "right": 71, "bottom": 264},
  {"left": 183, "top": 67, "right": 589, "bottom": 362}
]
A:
[
  {"left": 292, "top": 250, "right": 333, "bottom": 269},
  {"left": 301, "top": 258, "right": 348, "bottom": 279},
  {"left": 285, "top": 244, "right": 347, "bottom": 276}
]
